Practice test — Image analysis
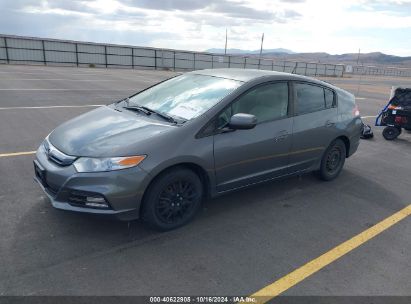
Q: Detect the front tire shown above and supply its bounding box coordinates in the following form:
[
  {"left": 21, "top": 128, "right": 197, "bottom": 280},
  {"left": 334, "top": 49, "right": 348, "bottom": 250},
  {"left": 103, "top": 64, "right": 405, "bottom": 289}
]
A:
[
  {"left": 141, "top": 167, "right": 203, "bottom": 231},
  {"left": 316, "top": 139, "right": 346, "bottom": 181}
]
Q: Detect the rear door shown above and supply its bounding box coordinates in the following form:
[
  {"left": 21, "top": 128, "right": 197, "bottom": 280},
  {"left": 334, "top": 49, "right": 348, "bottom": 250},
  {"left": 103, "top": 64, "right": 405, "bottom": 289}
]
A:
[
  {"left": 213, "top": 81, "right": 293, "bottom": 192},
  {"left": 288, "top": 82, "right": 338, "bottom": 172}
]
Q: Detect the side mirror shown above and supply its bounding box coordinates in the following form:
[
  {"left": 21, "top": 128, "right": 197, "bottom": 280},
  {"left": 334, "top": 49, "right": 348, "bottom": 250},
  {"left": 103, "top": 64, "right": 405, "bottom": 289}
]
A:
[{"left": 228, "top": 113, "right": 257, "bottom": 130}]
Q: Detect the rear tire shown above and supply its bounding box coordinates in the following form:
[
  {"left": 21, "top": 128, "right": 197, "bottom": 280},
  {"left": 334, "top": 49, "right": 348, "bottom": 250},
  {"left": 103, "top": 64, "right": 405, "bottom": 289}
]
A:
[
  {"left": 141, "top": 167, "right": 203, "bottom": 231},
  {"left": 382, "top": 126, "right": 401, "bottom": 140},
  {"left": 316, "top": 139, "right": 346, "bottom": 181}
]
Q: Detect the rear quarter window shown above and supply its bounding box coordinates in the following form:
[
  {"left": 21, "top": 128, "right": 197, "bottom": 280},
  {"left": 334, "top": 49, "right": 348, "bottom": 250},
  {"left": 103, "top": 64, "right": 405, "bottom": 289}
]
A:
[
  {"left": 324, "top": 88, "right": 335, "bottom": 108},
  {"left": 295, "top": 83, "right": 325, "bottom": 115}
]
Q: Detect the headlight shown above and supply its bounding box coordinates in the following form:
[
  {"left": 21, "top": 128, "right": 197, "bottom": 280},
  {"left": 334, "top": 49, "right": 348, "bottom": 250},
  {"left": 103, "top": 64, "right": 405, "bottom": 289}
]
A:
[{"left": 74, "top": 155, "right": 146, "bottom": 172}]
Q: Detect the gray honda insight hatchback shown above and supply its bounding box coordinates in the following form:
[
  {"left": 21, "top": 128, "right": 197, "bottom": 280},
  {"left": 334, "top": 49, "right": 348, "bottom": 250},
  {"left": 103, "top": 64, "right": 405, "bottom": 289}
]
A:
[{"left": 34, "top": 69, "right": 362, "bottom": 230}]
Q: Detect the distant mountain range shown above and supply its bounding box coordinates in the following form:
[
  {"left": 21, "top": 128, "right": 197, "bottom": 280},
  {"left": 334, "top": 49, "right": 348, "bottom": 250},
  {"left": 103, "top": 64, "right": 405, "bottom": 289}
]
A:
[
  {"left": 205, "top": 48, "right": 411, "bottom": 67},
  {"left": 206, "top": 48, "right": 295, "bottom": 55}
]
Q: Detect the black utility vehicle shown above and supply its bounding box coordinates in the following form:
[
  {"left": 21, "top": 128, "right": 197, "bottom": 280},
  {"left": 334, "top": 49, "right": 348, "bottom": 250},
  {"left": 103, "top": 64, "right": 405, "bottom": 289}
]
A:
[{"left": 376, "top": 87, "right": 411, "bottom": 140}]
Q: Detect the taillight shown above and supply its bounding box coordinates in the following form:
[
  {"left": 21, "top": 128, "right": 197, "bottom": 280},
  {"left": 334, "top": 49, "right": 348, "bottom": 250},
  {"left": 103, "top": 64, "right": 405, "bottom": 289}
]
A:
[{"left": 353, "top": 104, "right": 360, "bottom": 117}]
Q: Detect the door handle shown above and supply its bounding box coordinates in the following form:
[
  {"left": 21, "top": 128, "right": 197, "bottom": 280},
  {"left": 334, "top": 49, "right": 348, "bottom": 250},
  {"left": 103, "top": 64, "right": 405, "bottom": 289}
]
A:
[{"left": 325, "top": 120, "right": 335, "bottom": 127}]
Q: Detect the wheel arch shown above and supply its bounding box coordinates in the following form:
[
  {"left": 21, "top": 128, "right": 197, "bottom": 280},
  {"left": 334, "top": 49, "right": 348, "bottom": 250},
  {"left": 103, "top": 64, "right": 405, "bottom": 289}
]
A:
[
  {"left": 333, "top": 135, "right": 350, "bottom": 158},
  {"left": 140, "top": 162, "right": 212, "bottom": 215}
]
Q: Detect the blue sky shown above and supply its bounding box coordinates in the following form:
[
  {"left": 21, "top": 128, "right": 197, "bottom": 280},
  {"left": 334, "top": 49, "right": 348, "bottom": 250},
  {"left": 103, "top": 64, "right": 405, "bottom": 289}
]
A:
[{"left": 1, "top": 0, "right": 411, "bottom": 56}]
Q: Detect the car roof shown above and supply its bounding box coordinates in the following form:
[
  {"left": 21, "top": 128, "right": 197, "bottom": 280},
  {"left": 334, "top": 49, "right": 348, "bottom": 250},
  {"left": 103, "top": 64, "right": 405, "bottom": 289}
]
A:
[
  {"left": 189, "top": 68, "right": 350, "bottom": 96},
  {"left": 190, "top": 68, "right": 324, "bottom": 84}
]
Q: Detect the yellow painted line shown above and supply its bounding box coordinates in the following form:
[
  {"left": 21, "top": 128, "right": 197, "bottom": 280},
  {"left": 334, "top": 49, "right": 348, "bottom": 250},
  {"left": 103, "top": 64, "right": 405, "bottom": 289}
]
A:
[
  {"left": 249, "top": 204, "right": 411, "bottom": 304},
  {"left": 0, "top": 151, "right": 36, "bottom": 158}
]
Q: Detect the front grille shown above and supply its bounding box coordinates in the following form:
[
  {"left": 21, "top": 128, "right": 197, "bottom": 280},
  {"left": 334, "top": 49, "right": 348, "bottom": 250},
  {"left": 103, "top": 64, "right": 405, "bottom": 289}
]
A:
[
  {"left": 43, "top": 138, "right": 76, "bottom": 166},
  {"left": 48, "top": 153, "right": 68, "bottom": 166}
]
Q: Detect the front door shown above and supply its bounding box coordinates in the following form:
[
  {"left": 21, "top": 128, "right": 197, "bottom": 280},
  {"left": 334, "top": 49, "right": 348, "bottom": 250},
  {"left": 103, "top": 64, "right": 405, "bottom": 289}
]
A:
[{"left": 213, "top": 82, "right": 293, "bottom": 192}]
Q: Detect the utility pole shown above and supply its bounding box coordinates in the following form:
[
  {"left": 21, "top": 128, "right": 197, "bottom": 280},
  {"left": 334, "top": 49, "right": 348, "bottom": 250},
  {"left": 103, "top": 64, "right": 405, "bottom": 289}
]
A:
[
  {"left": 356, "top": 48, "right": 361, "bottom": 65},
  {"left": 224, "top": 28, "right": 228, "bottom": 55},
  {"left": 259, "top": 33, "right": 264, "bottom": 58},
  {"left": 258, "top": 33, "right": 264, "bottom": 69}
]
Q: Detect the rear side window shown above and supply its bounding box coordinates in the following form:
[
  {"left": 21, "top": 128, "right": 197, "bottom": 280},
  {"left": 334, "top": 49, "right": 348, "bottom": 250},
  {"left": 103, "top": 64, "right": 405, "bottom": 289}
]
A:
[
  {"left": 295, "top": 83, "right": 335, "bottom": 115},
  {"left": 295, "top": 83, "right": 325, "bottom": 114}
]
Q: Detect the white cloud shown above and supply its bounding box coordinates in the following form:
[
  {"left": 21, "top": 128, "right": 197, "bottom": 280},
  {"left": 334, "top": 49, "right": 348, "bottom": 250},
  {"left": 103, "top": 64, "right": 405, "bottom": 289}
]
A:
[{"left": 1, "top": 0, "right": 411, "bottom": 56}]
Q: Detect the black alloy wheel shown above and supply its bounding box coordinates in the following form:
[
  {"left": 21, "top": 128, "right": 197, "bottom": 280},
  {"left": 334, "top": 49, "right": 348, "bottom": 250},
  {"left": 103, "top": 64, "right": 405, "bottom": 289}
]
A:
[
  {"left": 142, "top": 167, "right": 203, "bottom": 231},
  {"left": 155, "top": 180, "right": 198, "bottom": 224}
]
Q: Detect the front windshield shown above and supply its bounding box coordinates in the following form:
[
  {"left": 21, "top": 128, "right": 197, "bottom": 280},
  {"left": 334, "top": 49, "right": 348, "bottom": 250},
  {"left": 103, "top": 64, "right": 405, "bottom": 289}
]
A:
[{"left": 128, "top": 74, "right": 243, "bottom": 121}]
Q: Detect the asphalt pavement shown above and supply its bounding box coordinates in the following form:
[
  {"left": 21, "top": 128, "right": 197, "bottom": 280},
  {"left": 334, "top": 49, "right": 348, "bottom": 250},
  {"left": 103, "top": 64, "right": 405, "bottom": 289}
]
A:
[{"left": 0, "top": 65, "right": 410, "bottom": 299}]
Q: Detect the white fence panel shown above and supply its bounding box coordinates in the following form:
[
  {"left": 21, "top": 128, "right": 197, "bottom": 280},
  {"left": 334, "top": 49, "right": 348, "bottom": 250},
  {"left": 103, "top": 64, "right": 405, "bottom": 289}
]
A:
[
  {"left": 44, "top": 41, "right": 75, "bottom": 52},
  {"left": 7, "top": 38, "right": 42, "bottom": 49},
  {"left": 134, "top": 56, "right": 155, "bottom": 67},
  {"left": 230, "top": 56, "right": 245, "bottom": 64},
  {"left": 0, "top": 48, "right": 6, "bottom": 60},
  {"left": 107, "top": 46, "right": 132, "bottom": 56},
  {"left": 175, "top": 59, "right": 193, "bottom": 69},
  {"left": 45, "top": 50, "right": 76, "bottom": 63},
  {"left": 283, "top": 62, "right": 296, "bottom": 73},
  {"left": 316, "top": 64, "right": 326, "bottom": 75},
  {"left": 8, "top": 49, "right": 43, "bottom": 61},
  {"left": 107, "top": 54, "right": 132, "bottom": 66},
  {"left": 175, "top": 52, "right": 194, "bottom": 61},
  {"left": 77, "top": 44, "right": 105, "bottom": 54},
  {"left": 133, "top": 48, "right": 155, "bottom": 57},
  {"left": 195, "top": 53, "right": 212, "bottom": 63},
  {"left": 78, "top": 53, "right": 105, "bottom": 64}
]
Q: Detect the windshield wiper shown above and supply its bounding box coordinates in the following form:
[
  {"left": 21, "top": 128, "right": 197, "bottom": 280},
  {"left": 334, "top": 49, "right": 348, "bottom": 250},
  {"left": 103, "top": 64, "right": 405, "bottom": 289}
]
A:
[
  {"left": 123, "top": 105, "right": 151, "bottom": 115},
  {"left": 123, "top": 105, "right": 179, "bottom": 124},
  {"left": 138, "top": 105, "right": 179, "bottom": 124}
]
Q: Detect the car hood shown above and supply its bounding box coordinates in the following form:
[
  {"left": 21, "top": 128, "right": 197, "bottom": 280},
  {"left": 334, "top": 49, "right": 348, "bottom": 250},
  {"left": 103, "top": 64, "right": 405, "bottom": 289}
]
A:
[{"left": 49, "top": 106, "right": 175, "bottom": 157}]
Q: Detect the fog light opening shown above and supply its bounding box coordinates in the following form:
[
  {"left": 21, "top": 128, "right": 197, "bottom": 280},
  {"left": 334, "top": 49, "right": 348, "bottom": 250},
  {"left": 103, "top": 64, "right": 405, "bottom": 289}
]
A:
[
  {"left": 85, "top": 196, "right": 109, "bottom": 208},
  {"left": 68, "top": 191, "right": 110, "bottom": 209}
]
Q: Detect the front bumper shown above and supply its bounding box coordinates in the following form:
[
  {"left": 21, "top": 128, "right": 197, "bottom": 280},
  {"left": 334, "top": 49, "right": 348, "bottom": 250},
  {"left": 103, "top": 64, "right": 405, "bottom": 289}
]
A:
[{"left": 34, "top": 145, "right": 150, "bottom": 221}]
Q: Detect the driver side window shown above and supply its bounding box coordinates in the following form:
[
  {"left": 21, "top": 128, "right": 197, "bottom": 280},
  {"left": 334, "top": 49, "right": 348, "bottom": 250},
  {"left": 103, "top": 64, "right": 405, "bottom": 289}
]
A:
[{"left": 217, "top": 82, "right": 289, "bottom": 129}]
